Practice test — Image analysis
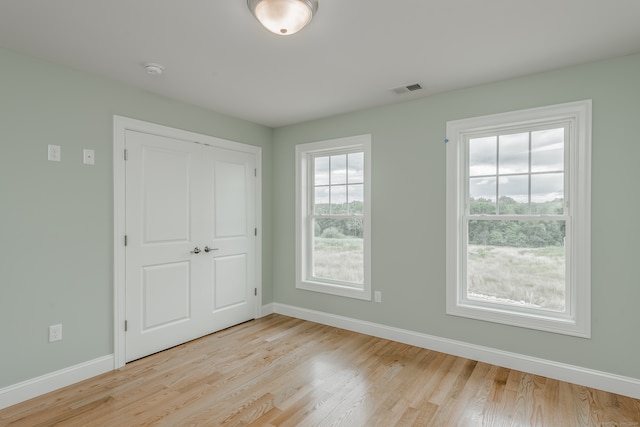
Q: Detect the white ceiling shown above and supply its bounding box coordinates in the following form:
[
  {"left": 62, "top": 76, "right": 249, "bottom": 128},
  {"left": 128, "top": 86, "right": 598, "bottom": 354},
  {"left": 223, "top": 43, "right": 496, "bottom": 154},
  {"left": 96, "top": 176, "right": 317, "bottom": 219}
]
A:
[{"left": 1, "top": 1, "right": 640, "bottom": 128}]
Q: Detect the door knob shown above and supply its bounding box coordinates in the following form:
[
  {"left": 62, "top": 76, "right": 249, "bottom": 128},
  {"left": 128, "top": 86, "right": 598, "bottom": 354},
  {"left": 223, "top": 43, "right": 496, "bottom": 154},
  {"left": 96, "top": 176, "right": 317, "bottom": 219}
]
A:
[
  {"left": 191, "top": 247, "right": 201, "bottom": 254},
  {"left": 204, "top": 246, "right": 219, "bottom": 253}
]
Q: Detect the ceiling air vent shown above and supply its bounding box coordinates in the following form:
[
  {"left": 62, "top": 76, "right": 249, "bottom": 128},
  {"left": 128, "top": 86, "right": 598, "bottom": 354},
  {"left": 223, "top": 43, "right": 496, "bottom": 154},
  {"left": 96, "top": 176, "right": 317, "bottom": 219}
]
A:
[{"left": 392, "top": 83, "right": 423, "bottom": 94}]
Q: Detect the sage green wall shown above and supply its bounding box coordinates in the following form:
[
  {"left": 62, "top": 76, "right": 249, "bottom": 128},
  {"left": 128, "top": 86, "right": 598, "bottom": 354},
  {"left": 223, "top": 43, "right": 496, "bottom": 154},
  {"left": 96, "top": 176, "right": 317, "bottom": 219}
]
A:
[
  {"left": 272, "top": 53, "right": 640, "bottom": 380},
  {"left": 0, "top": 47, "right": 273, "bottom": 388},
  {"left": 2, "top": 42, "right": 639, "bottom": 393}
]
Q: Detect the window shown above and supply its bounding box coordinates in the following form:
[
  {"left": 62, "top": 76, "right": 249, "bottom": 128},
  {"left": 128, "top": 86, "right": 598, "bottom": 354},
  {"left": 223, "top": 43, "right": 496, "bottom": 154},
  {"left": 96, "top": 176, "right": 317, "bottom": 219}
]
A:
[
  {"left": 296, "top": 135, "right": 371, "bottom": 300},
  {"left": 446, "top": 101, "right": 591, "bottom": 337}
]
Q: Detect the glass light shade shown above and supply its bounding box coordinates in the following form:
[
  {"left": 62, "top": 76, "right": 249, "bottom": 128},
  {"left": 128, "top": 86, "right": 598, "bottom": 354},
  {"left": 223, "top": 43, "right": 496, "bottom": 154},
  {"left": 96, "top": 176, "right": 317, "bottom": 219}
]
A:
[{"left": 248, "top": 0, "right": 318, "bottom": 35}]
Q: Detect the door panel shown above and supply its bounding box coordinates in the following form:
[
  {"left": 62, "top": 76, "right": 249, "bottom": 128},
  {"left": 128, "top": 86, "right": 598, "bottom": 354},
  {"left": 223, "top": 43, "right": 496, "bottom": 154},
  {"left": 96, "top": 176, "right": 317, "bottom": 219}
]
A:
[
  {"left": 125, "top": 130, "right": 210, "bottom": 361},
  {"left": 214, "top": 161, "right": 247, "bottom": 237},
  {"left": 142, "top": 147, "right": 191, "bottom": 243},
  {"left": 214, "top": 254, "right": 247, "bottom": 310},
  {"left": 125, "top": 130, "right": 256, "bottom": 362},
  {"left": 208, "top": 148, "right": 256, "bottom": 328},
  {"left": 142, "top": 262, "right": 190, "bottom": 330}
]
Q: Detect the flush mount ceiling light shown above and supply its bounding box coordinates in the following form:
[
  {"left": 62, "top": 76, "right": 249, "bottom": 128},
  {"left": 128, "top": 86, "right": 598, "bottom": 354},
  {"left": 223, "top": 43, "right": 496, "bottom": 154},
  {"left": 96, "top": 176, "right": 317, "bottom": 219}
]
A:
[{"left": 247, "top": 0, "right": 318, "bottom": 35}]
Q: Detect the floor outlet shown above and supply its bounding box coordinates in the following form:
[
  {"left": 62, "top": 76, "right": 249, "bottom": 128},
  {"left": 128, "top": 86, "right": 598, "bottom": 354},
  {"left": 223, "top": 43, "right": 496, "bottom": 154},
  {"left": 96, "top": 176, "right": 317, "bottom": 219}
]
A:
[
  {"left": 374, "top": 291, "right": 382, "bottom": 303},
  {"left": 49, "top": 324, "right": 62, "bottom": 342}
]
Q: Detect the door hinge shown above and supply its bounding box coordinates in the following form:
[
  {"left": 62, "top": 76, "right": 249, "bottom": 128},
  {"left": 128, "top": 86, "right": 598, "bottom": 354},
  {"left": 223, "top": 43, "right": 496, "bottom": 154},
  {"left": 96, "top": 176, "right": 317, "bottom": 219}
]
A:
[
  {"left": 254, "top": 168, "right": 257, "bottom": 177},
  {"left": 254, "top": 288, "right": 257, "bottom": 296},
  {"left": 124, "top": 235, "right": 128, "bottom": 246},
  {"left": 254, "top": 228, "right": 257, "bottom": 236},
  {"left": 124, "top": 320, "right": 128, "bottom": 332},
  {"left": 124, "top": 149, "right": 128, "bottom": 161}
]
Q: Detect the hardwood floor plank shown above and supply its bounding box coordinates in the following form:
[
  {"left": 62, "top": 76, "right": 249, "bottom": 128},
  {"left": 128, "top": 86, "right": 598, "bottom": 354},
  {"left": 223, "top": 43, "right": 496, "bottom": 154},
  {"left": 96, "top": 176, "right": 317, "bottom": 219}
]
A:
[
  {"left": 542, "top": 378, "right": 562, "bottom": 421},
  {"left": 452, "top": 363, "right": 499, "bottom": 426},
  {"left": 427, "top": 359, "right": 491, "bottom": 426},
  {"left": 1, "top": 314, "right": 639, "bottom": 427}
]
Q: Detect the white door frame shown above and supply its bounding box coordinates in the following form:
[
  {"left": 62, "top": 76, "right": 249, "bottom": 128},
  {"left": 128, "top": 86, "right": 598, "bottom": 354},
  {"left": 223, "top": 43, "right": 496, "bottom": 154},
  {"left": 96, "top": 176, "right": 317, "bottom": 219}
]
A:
[{"left": 113, "top": 116, "right": 262, "bottom": 369}]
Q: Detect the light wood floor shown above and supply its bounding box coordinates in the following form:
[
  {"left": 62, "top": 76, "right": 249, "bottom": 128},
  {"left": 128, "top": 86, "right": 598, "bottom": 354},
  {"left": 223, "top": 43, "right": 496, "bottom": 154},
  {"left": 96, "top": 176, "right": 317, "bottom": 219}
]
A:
[{"left": 1, "top": 314, "right": 639, "bottom": 426}]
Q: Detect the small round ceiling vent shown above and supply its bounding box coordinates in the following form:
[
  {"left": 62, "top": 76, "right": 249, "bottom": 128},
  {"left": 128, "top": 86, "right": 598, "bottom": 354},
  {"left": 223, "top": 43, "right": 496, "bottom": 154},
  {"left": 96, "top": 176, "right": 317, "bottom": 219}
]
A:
[{"left": 144, "top": 63, "right": 164, "bottom": 76}]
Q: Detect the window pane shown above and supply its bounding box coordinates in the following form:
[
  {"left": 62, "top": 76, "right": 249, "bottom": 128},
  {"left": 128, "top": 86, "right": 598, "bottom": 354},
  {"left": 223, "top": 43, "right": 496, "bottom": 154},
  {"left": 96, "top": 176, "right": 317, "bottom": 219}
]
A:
[
  {"left": 470, "top": 177, "right": 496, "bottom": 214},
  {"left": 499, "top": 132, "right": 529, "bottom": 174},
  {"left": 469, "top": 136, "right": 497, "bottom": 176},
  {"left": 531, "top": 173, "right": 564, "bottom": 214},
  {"left": 532, "top": 128, "right": 564, "bottom": 172},
  {"left": 330, "top": 185, "right": 347, "bottom": 214},
  {"left": 314, "top": 186, "right": 330, "bottom": 214},
  {"left": 467, "top": 220, "right": 566, "bottom": 312},
  {"left": 313, "top": 218, "right": 364, "bottom": 284},
  {"left": 331, "top": 154, "right": 347, "bottom": 185},
  {"left": 315, "top": 156, "right": 330, "bottom": 185},
  {"left": 498, "top": 175, "right": 528, "bottom": 214},
  {"left": 348, "top": 152, "right": 364, "bottom": 183},
  {"left": 348, "top": 184, "right": 364, "bottom": 214}
]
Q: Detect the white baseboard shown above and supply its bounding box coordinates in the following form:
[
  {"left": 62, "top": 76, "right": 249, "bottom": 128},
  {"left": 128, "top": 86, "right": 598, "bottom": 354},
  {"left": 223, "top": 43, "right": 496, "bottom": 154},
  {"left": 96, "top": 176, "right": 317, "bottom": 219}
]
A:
[
  {"left": 260, "top": 303, "right": 275, "bottom": 317},
  {"left": 272, "top": 303, "right": 640, "bottom": 399},
  {"left": 0, "top": 355, "right": 114, "bottom": 410}
]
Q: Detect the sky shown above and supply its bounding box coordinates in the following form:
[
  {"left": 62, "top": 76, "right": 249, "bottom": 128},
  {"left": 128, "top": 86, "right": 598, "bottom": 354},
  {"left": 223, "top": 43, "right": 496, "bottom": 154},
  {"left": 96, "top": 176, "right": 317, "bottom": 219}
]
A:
[
  {"left": 313, "top": 152, "right": 364, "bottom": 211},
  {"left": 468, "top": 127, "right": 565, "bottom": 204}
]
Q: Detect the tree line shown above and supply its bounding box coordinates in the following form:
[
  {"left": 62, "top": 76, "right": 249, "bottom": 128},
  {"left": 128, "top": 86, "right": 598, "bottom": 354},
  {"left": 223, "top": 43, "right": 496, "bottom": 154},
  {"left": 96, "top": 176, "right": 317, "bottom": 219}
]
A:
[
  {"left": 469, "top": 197, "right": 565, "bottom": 247},
  {"left": 312, "top": 198, "right": 566, "bottom": 247},
  {"left": 314, "top": 201, "right": 364, "bottom": 238}
]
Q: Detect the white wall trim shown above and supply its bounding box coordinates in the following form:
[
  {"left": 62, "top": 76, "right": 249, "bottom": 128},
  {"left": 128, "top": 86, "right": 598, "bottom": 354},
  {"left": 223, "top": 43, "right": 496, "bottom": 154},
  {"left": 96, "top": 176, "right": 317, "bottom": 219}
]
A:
[
  {"left": 260, "top": 303, "right": 275, "bottom": 317},
  {"left": 0, "top": 355, "right": 114, "bottom": 410},
  {"left": 272, "top": 303, "right": 640, "bottom": 399}
]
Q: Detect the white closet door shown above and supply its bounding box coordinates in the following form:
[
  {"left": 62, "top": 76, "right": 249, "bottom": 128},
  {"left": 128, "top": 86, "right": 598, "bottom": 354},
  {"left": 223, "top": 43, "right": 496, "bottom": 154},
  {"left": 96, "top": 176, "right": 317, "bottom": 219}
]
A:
[
  {"left": 124, "top": 130, "right": 256, "bottom": 362},
  {"left": 208, "top": 148, "right": 256, "bottom": 330}
]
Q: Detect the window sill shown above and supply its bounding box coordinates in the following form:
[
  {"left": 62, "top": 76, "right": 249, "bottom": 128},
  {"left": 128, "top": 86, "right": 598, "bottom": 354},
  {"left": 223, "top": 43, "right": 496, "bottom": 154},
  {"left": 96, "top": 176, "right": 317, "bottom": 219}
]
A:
[
  {"left": 297, "top": 279, "right": 371, "bottom": 301},
  {"left": 446, "top": 301, "right": 590, "bottom": 338}
]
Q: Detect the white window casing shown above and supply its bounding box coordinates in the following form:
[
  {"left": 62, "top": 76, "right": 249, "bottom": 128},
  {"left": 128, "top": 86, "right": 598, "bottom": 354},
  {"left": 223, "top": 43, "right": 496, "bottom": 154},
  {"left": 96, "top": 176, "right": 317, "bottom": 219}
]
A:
[
  {"left": 446, "top": 101, "right": 592, "bottom": 337},
  {"left": 295, "top": 134, "right": 372, "bottom": 300}
]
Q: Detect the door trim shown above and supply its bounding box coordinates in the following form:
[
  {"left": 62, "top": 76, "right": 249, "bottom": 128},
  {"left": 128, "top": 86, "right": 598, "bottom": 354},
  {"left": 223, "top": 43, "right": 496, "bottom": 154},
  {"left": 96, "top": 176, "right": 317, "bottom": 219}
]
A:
[{"left": 113, "top": 116, "right": 262, "bottom": 368}]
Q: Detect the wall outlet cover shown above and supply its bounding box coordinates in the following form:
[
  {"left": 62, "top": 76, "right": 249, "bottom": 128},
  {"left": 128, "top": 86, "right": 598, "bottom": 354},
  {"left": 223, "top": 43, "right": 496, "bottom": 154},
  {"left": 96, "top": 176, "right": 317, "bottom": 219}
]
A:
[
  {"left": 49, "top": 324, "right": 62, "bottom": 342},
  {"left": 48, "top": 144, "right": 61, "bottom": 162}
]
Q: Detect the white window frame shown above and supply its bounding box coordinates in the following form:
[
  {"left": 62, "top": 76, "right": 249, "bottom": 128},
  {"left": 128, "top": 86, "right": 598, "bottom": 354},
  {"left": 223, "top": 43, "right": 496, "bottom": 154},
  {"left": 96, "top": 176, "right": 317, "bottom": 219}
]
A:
[
  {"left": 295, "top": 134, "right": 372, "bottom": 300},
  {"left": 446, "top": 101, "right": 591, "bottom": 337}
]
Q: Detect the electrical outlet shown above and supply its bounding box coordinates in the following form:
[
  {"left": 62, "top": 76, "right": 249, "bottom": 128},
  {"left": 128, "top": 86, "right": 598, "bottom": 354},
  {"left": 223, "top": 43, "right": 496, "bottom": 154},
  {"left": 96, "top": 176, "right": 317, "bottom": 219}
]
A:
[
  {"left": 374, "top": 291, "right": 382, "bottom": 303},
  {"left": 49, "top": 324, "right": 62, "bottom": 342},
  {"left": 48, "top": 144, "right": 61, "bottom": 162},
  {"left": 83, "top": 149, "right": 95, "bottom": 165}
]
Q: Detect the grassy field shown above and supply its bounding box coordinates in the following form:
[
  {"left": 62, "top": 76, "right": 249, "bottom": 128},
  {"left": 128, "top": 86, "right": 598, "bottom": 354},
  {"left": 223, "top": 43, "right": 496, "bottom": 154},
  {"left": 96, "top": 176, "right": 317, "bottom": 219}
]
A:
[
  {"left": 313, "top": 237, "right": 364, "bottom": 284},
  {"left": 312, "top": 239, "right": 565, "bottom": 311},
  {"left": 467, "top": 244, "right": 566, "bottom": 311}
]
